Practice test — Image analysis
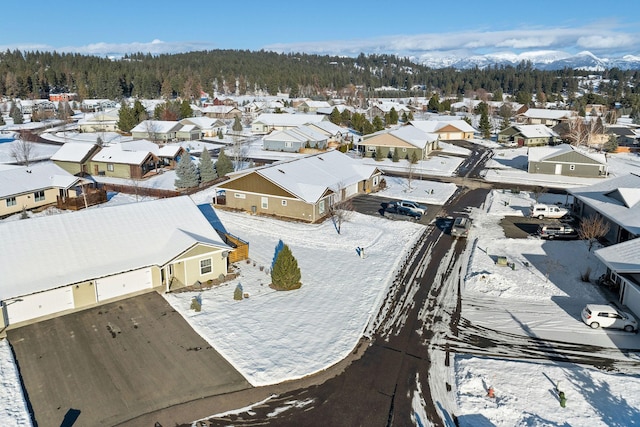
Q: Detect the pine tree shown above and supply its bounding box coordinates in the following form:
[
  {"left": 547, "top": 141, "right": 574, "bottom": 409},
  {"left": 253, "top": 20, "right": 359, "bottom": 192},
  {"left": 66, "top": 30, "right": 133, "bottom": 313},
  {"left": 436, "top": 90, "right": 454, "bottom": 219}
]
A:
[
  {"left": 479, "top": 109, "right": 491, "bottom": 139},
  {"left": 10, "top": 103, "right": 23, "bottom": 124},
  {"left": 271, "top": 243, "right": 301, "bottom": 291},
  {"left": 392, "top": 148, "right": 399, "bottom": 162},
  {"left": 388, "top": 107, "right": 399, "bottom": 124},
  {"left": 174, "top": 153, "right": 199, "bottom": 188},
  {"left": 329, "top": 107, "right": 341, "bottom": 125},
  {"left": 372, "top": 115, "right": 384, "bottom": 131},
  {"left": 117, "top": 101, "right": 136, "bottom": 132},
  {"left": 180, "top": 100, "right": 193, "bottom": 119},
  {"left": 199, "top": 149, "right": 217, "bottom": 183},
  {"left": 232, "top": 116, "right": 243, "bottom": 133},
  {"left": 375, "top": 146, "right": 384, "bottom": 161},
  {"left": 215, "top": 148, "right": 234, "bottom": 177}
]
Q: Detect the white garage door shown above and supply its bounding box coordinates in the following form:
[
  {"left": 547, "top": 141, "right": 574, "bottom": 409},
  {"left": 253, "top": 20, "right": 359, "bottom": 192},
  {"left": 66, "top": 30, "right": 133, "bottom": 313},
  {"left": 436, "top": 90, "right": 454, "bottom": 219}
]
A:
[
  {"left": 446, "top": 132, "right": 463, "bottom": 140},
  {"left": 6, "top": 287, "right": 74, "bottom": 325},
  {"left": 95, "top": 268, "right": 152, "bottom": 302},
  {"left": 344, "top": 182, "right": 359, "bottom": 199},
  {"left": 622, "top": 282, "right": 640, "bottom": 319}
]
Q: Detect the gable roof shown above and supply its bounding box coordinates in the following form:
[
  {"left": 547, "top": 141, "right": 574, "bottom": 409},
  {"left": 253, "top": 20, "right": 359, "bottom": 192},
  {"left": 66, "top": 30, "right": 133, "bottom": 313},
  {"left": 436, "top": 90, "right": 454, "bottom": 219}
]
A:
[
  {"left": 0, "top": 162, "right": 83, "bottom": 198},
  {"left": 253, "top": 113, "right": 327, "bottom": 127},
  {"left": 512, "top": 124, "right": 559, "bottom": 139},
  {"left": 568, "top": 173, "right": 640, "bottom": 235},
  {"left": 519, "top": 108, "right": 574, "bottom": 120},
  {"left": 0, "top": 196, "right": 230, "bottom": 300},
  {"left": 222, "top": 150, "right": 380, "bottom": 203},
  {"left": 91, "top": 145, "right": 156, "bottom": 165},
  {"left": 527, "top": 144, "right": 606, "bottom": 164},
  {"left": 51, "top": 142, "right": 100, "bottom": 163},
  {"left": 130, "top": 120, "right": 182, "bottom": 134},
  {"left": 364, "top": 125, "right": 438, "bottom": 149},
  {"left": 409, "top": 119, "right": 477, "bottom": 134},
  {"left": 595, "top": 237, "right": 640, "bottom": 273}
]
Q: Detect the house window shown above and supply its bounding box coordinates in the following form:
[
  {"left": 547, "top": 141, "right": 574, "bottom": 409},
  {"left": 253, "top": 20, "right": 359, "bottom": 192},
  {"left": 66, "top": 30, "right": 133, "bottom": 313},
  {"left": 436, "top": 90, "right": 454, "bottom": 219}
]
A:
[
  {"left": 319, "top": 200, "right": 326, "bottom": 215},
  {"left": 402, "top": 148, "right": 407, "bottom": 152},
  {"left": 6, "top": 197, "right": 16, "bottom": 207},
  {"left": 373, "top": 176, "right": 379, "bottom": 186},
  {"left": 200, "top": 258, "right": 212, "bottom": 275},
  {"left": 107, "top": 163, "right": 114, "bottom": 172},
  {"left": 234, "top": 193, "right": 246, "bottom": 199},
  {"left": 366, "top": 146, "right": 376, "bottom": 152},
  {"left": 281, "top": 200, "right": 287, "bottom": 206},
  {"left": 569, "top": 164, "right": 576, "bottom": 171},
  {"left": 285, "top": 141, "right": 292, "bottom": 148},
  {"left": 261, "top": 197, "right": 268, "bottom": 209},
  {"left": 34, "top": 190, "right": 45, "bottom": 202}
]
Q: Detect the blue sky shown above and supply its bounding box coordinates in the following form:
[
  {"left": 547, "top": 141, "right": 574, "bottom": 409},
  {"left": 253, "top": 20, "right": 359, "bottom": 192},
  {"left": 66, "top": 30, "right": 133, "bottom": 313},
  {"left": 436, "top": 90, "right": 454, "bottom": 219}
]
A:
[{"left": 2, "top": 1, "right": 639, "bottom": 59}]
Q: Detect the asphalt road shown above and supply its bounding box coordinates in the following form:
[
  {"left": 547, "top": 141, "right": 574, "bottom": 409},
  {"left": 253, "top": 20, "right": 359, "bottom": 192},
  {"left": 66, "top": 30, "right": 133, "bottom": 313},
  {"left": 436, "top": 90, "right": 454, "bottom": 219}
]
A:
[{"left": 8, "top": 292, "right": 251, "bottom": 427}]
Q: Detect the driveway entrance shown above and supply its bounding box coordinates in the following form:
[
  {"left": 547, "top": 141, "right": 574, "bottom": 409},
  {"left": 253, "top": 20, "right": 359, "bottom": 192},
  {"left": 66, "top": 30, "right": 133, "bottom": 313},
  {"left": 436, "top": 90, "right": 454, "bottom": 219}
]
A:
[{"left": 8, "top": 292, "right": 251, "bottom": 427}]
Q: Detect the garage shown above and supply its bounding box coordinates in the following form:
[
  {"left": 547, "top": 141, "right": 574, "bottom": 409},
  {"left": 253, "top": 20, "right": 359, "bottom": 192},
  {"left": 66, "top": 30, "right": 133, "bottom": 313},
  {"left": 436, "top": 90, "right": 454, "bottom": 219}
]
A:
[
  {"left": 621, "top": 281, "right": 640, "bottom": 319},
  {"left": 444, "top": 132, "right": 463, "bottom": 140},
  {"left": 95, "top": 268, "right": 153, "bottom": 302},
  {"left": 5, "top": 287, "right": 74, "bottom": 325},
  {"left": 344, "top": 182, "right": 359, "bottom": 199}
]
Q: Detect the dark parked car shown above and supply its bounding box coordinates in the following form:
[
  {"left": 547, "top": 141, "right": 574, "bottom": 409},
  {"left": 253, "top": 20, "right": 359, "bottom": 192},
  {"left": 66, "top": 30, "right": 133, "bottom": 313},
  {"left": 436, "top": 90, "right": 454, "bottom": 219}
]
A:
[{"left": 385, "top": 201, "right": 421, "bottom": 220}]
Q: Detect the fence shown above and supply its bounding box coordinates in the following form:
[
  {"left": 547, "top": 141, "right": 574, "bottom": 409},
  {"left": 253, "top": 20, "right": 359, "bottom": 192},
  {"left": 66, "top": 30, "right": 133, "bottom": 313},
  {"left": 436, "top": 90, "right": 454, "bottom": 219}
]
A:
[{"left": 220, "top": 232, "right": 249, "bottom": 263}]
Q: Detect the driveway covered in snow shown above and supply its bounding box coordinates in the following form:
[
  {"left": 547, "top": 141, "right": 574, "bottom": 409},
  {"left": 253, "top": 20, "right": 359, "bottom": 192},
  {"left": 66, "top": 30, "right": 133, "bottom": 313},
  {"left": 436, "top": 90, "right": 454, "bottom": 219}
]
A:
[{"left": 7, "top": 292, "right": 251, "bottom": 427}]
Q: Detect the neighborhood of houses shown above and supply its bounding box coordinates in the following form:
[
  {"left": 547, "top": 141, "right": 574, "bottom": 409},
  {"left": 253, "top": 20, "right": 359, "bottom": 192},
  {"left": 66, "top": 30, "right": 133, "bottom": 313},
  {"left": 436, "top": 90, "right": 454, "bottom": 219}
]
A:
[{"left": 1, "top": 89, "right": 640, "bottom": 423}]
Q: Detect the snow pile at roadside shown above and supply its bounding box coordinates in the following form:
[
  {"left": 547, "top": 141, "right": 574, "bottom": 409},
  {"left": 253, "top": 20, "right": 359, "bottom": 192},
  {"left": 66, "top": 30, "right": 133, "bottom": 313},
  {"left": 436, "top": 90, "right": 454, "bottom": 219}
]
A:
[{"left": 0, "top": 339, "right": 31, "bottom": 427}]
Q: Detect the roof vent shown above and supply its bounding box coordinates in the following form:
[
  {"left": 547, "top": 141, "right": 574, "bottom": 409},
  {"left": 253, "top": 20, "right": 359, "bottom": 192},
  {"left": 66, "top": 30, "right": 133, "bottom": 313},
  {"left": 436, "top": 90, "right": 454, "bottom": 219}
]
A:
[{"left": 278, "top": 169, "right": 285, "bottom": 174}]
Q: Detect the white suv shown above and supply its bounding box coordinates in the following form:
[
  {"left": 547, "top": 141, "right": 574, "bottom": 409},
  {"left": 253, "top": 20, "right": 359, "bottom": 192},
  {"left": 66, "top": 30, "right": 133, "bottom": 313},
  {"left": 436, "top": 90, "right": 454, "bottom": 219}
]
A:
[{"left": 581, "top": 304, "right": 638, "bottom": 332}]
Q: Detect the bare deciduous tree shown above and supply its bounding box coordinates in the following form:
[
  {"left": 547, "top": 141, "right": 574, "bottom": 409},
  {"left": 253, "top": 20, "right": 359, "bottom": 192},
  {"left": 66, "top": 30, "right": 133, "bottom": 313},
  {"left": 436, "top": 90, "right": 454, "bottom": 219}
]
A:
[
  {"left": 329, "top": 198, "right": 354, "bottom": 234},
  {"left": 11, "top": 139, "right": 37, "bottom": 166},
  {"left": 531, "top": 186, "right": 547, "bottom": 203},
  {"left": 578, "top": 215, "right": 610, "bottom": 251}
]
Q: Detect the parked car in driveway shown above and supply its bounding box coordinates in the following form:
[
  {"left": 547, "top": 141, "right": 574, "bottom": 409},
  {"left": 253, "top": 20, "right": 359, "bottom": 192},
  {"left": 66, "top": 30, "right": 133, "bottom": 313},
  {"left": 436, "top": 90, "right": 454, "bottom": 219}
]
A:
[
  {"left": 451, "top": 217, "right": 471, "bottom": 238},
  {"left": 384, "top": 201, "right": 421, "bottom": 221},
  {"left": 398, "top": 200, "right": 428, "bottom": 216},
  {"left": 581, "top": 304, "right": 638, "bottom": 332},
  {"left": 537, "top": 224, "right": 578, "bottom": 240},
  {"left": 529, "top": 204, "right": 569, "bottom": 219}
]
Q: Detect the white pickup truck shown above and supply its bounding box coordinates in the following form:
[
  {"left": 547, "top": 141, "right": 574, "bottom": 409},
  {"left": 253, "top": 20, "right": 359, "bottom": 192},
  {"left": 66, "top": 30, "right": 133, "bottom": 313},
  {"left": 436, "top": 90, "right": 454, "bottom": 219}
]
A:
[{"left": 529, "top": 204, "right": 569, "bottom": 219}]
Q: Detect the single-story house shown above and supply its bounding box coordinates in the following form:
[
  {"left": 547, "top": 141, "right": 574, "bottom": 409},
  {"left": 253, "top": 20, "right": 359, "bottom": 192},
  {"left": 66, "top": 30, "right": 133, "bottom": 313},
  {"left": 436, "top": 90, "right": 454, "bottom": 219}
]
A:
[
  {"left": 359, "top": 125, "right": 439, "bottom": 160},
  {"left": 409, "top": 119, "right": 477, "bottom": 141},
  {"left": 515, "top": 108, "right": 576, "bottom": 126},
  {"left": 306, "top": 120, "right": 348, "bottom": 146},
  {"left": 175, "top": 124, "right": 202, "bottom": 141},
  {"left": 90, "top": 145, "right": 159, "bottom": 179},
  {"left": 263, "top": 125, "right": 328, "bottom": 152},
  {"left": 568, "top": 173, "right": 640, "bottom": 244},
  {"left": 78, "top": 109, "right": 120, "bottom": 133},
  {"left": 51, "top": 142, "right": 103, "bottom": 176},
  {"left": 119, "top": 140, "right": 185, "bottom": 169},
  {"left": 595, "top": 238, "right": 640, "bottom": 319},
  {"left": 527, "top": 144, "right": 607, "bottom": 178},
  {"left": 0, "top": 196, "right": 233, "bottom": 328},
  {"left": 81, "top": 99, "right": 118, "bottom": 112},
  {"left": 297, "top": 100, "right": 332, "bottom": 113},
  {"left": 0, "top": 162, "right": 92, "bottom": 218},
  {"left": 214, "top": 150, "right": 383, "bottom": 223},
  {"left": 251, "top": 113, "right": 328, "bottom": 134},
  {"left": 130, "top": 120, "right": 183, "bottom": 142},
  {"left": 181, "top": 117, "right": 227, "bottom": 138},
  {"left": 369, "top": 102, "right": 411, "bottom": 119},
  {"left": 201, "top": 105, "right": 242, "bottom": 119},
  {"left": 607, "top": 126, "right": 640, "bottom": 147},
  {"left": 499, "top": 124, "right": 560, "bottom": 146}
]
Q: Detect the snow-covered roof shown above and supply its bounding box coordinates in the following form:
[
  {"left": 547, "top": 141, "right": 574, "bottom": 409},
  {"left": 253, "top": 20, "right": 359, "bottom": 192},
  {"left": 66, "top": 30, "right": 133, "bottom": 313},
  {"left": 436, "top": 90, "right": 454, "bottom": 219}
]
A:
[
  {"left": 91, "top": 145, "right": 154, "bottom": 165},
  {"left": 51, "top": 142, "right": 99, "bottom": 162},
  {"left": 527, "top": 143, "right": 606, "bottom": 164},
  {"left": 513, "top": 124, "right": 559, "bottom": 139},
  {"left": 302, "top": 100, "right": 332, "bottom": 109},
  {"left": 409, "top": 119, "right": 477, "bottom": 133},
  {"left": 307, "top": 120, "right": 344, "bottom": 136},
  {"left": 568, "top": 173, "right": 640, "bottom": 235},
  {"left": 0, "top": 162, "right": 82, "bottom": 198},
  {"left": 595, "top": 237, "right": 640, "bottom": 273},
  {"left": 253, "top": 113, "right": 327, "bottom": 127},
  {"left": 0, "top": 196, "right": 230, "bottom": 300},
  {"left": 130, "top": 120, "right": 182, "bottom": 134},
  {"left": 201, "top": 105, "right": 239, "bottom": 114},
  {"left": 519, "top": 108, "right": 574, "bottom": 120},
  {"left": 389, "top": 125, "right": 438, "bottom": 148},
  {"left": 239, "top": 150, "right": 379, "bottom": 203},
  {"left": 181, "top": 117, "right": 225, "bottom": 129}
]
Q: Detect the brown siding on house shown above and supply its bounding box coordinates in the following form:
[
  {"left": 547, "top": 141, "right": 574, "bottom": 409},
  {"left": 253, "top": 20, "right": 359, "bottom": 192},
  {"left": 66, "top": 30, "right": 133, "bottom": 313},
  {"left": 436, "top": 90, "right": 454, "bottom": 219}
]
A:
[
  {"left": 219, "top": 173, "right": 295, "bottom": 198},
  {"left": 224, "top": 191, "right": 316, "bottom": 221}
]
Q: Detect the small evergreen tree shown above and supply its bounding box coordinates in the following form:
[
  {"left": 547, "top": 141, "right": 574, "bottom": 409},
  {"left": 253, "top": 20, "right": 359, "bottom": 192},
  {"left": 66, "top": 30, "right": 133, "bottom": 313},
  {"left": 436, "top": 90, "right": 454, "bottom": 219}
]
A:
[
  {"left": 375, "top": 146, "right": 384, "bottom": 161},
  {"left": 215, "top": 149, "right": 234, "bottom": 177},
  {"left": 117, "top": 101, "right": 136, "bottom": 132},
  {"left": 329, "top": 107, "right": 341, "bottom": 125},
  {"left": 392, "top": 148, "right": 399, "bottom": 162},
  {"left": 10, "top": 103, "right": 23, "bottom": 124},
  {"left": 410, "top": 151, "right": 419, "bottom": 164},
  {"left": 603, "top": 135, "right": 618, "bottom": 153},
  {"left": 180, "top": 100, "right": 193, "bottom": 119},
  {"left": 271, "top": 244, "right": 301, "bottom": 291},
  {"left": 372, "top": 115, "right": 384, "bottom": 131},
  {"left": 388, "top": 107, "right": 399, "bottom": 124},
  {"left": 217, "top": 128, "right": 224, "bottom": 139},
  {"left": 174, "top": 153, "right": 199, "bottom": 188},
  {"left": 199, "top": 149, "right": 218, "bottom": 183},
  {"left": 232, "top": 116, "right": 243, "bottom": 133}
]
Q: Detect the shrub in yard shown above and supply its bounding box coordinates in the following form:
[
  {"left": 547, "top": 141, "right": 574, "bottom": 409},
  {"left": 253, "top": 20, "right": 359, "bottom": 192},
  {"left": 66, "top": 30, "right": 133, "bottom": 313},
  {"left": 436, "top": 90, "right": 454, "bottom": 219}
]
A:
[
  {"left": 271, "top": 243, "right": 302, "bottom": 291},
  {"left": 580, "top": 266, "right": 592, "bottom": 283},
  {"left": 234, "top": 283, "right": 244, "bottom": 300}
]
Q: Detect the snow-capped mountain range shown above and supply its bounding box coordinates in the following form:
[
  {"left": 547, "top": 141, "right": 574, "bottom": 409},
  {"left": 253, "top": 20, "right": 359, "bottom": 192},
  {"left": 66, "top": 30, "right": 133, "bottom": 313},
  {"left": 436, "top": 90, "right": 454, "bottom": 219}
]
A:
[{"left": 416, "top": 50, "right": 640, "bottom": 71}]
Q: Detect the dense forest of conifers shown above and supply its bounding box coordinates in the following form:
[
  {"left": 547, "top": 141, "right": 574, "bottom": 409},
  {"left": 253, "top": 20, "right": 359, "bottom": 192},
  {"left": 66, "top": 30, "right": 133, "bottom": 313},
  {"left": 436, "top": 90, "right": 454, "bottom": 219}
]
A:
[{"left": 1, "top": 49, "right": 640, "bottom": 110}]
